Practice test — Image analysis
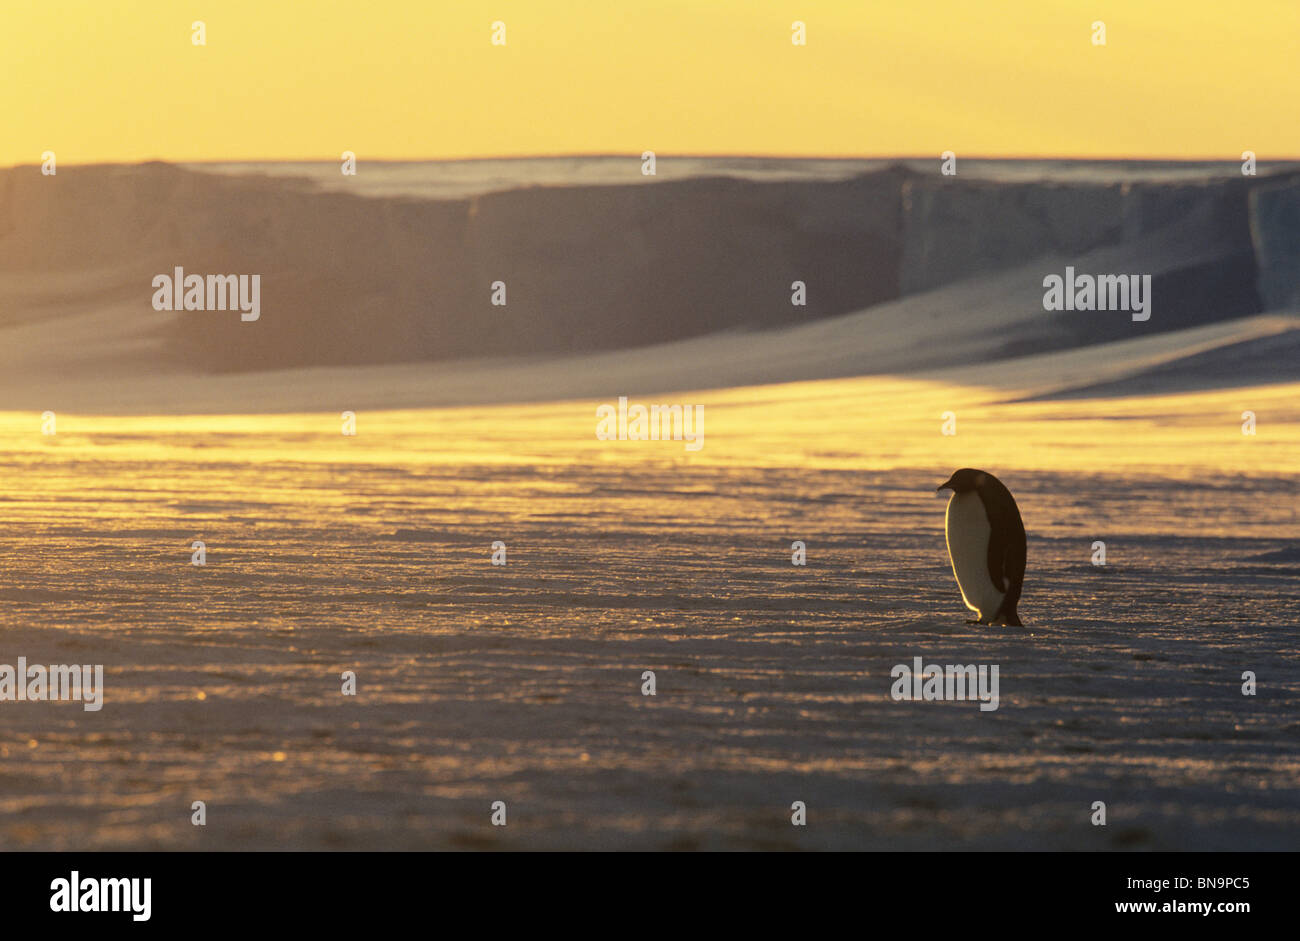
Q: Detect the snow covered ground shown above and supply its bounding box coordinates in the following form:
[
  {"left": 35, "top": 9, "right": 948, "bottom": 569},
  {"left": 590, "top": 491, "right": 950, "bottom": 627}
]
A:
[{"left": 0, "top": 370, "right": 1296, "bottom": 850}]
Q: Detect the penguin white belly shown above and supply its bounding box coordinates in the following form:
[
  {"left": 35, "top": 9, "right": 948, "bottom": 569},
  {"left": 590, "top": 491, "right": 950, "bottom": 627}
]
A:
[{"left": 945, "top": 491, "right": 1005, "bottom": 621}]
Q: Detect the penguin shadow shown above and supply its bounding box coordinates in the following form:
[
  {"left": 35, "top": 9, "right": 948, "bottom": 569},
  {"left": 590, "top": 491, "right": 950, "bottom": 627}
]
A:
[
  {"left": 920, "top": 612, "right": 1048, "bottom": 637},
  {"left": 966, "top": 618, "right": 1056, "bottom": 640}
]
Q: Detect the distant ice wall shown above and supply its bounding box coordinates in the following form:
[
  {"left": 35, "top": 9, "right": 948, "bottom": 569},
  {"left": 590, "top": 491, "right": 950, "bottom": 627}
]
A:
[
  {"left": 0, "top": 164, "right": 908, "bottom": 371},
  {"left": 898, "top": 175, "right": 1262, "bottom": 296},
  {"left": 900, "top": 180, "right": 1124, "bottom": 295},
  {"left": 1250, "top": 178, "right": 1300, "bottom": 311},
  {"left": 1, "top": 162, "right": 1296, "bottom": 374}
]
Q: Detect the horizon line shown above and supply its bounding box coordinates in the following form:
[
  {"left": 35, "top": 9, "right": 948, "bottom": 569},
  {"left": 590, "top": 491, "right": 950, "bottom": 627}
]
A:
[{"left": 9, "top": 152, "right": 1300, "bottom": 171}]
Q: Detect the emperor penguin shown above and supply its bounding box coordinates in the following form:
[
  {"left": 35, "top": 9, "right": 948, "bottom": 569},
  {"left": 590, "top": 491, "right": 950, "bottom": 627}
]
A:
[{"left": 936, "top": 468, "right": 1026, "bottom": 626}]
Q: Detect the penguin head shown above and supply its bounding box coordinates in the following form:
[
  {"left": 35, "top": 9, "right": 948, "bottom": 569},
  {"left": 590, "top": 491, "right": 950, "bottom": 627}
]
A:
[{"left": 937, "top": 468, "right": 989, "bottom": 493}]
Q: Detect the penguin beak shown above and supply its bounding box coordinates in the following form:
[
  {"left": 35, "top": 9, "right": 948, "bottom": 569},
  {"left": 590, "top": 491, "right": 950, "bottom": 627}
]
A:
[{"left": 936, "top": 478, "right": 953, "bottom": 492}]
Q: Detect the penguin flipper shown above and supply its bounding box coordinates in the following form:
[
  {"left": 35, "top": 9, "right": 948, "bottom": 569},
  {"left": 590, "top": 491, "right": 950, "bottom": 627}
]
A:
[{"left": 985, "top": 526, "right": 1010, "bottom": 593}]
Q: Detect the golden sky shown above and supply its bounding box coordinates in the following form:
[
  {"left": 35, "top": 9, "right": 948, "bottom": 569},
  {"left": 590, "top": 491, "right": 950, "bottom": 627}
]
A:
[{"left": 4, "top": 0, "right": 1297, "bottom": 165}]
